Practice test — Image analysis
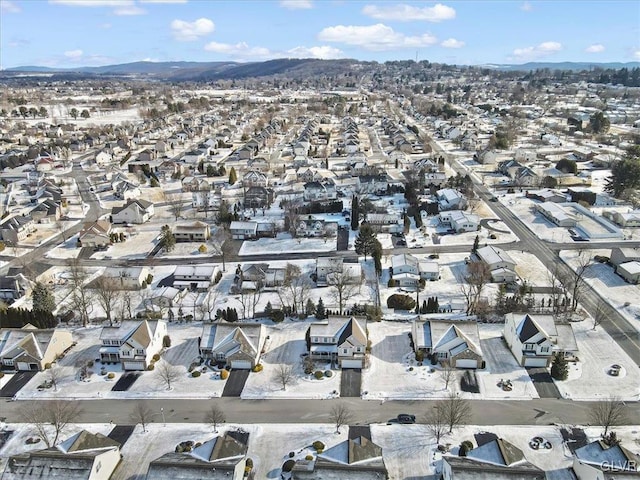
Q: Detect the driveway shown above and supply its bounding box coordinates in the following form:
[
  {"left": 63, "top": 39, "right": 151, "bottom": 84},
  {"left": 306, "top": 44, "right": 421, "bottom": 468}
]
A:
[
  {"left": 222, "top": 370, "right": 250, "bottom": 397},
  {"left": 526, "top": 367, "right": 561, "bottom": 398},
  {"left": 480, "top": 337, "right": 517, "bottom": 374},
  {"left": 108, "top": 425, "right": 135, "bottom": 446},
  {"left": 336, "top": 227, "right": 349, "bottom": 251},
  {"left": 340, "top": 368, "right": 361, "bottom": 398},
  {"left": 0, "top": 371, "right": 37, "bottom": 398},
  {"left": 111, "top": 373, "right": 141, "bottom": 392}
]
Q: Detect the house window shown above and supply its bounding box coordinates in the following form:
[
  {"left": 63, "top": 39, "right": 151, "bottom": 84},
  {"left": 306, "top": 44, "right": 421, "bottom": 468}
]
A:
[
  {"left": 122, "top": 350, "right": 131, "bottom": 357},
  {"left": 540, "top": 346, "right": 549, "bottom": 353},
  {"left": 437, "top": 352, "right": 448, "bottom": 359},
  {"left": 524, "top": 343, "right": 535, "bottom": 351},
  {"left": 136, "top": 349, "right": 144, "bottom": 355},
  {"left": 343, "top": 349, "right": 348, "bottom": 354},
  {"left": 216, "top": 353, "right": 225, "bottom": 361},
  {"left": 4, "top": 360, "right": 14, "bottom": 366}
]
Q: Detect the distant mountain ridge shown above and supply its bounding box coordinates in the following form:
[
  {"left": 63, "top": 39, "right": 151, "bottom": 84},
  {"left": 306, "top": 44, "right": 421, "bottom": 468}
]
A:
[{"left": 3, "top": 59, "right": 639, "bottom": 80}]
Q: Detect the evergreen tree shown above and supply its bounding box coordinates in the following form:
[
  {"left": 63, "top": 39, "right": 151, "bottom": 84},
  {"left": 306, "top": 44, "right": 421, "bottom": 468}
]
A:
[
  {"left": 354, "top": 224, "right": 377, "bottom": 260},
  {"left": 264, "top": 301, "right": 273, "bottom": 316},
  {"left": 159, "top": 225, "right": 175, "bottom": 252},
  {"left": 472, "top": 235, "right": 480, "bottom": 253},
  {"left": 350, "top": 196, "right": 359, "bottom": 230},
  {"left": 550, "top": 353, "right": 569, "bottom": 380},
  {"left": 316, "top": 297, "right": 326, "bottom": 319},
  {"left": 305, "top": 299, "right": 316, "bottom": 317},
  {"left": 372, "top": 239, "right": 383, "bottom": 277},
  {"left": 32, "top": 282, "right": 55, "bottom": 313},
  {"left": 228, "top": 167, "right": 237, "bottom": 185}
]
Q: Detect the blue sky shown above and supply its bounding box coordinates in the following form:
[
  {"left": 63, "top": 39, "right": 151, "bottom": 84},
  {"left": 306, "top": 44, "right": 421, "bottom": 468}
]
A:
[{"left": 1, "top": 0, "right": 638, "bottom": 68}]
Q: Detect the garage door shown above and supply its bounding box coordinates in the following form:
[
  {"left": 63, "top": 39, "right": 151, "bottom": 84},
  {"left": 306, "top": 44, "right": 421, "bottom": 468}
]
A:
[
  {"left": 524, "top": 357, "right": 548, "bottom": 367},
  {"left": 341, "top": 359, "right": 363, "bottom": 369},
  {"left": 16, "top": 362, "right": 30, "bottom": 371},
  {"left": 122, "top": 361, "right": 145, "bottom": 371},
  {"left": 230, "top": 360, "right": 252, "bottom": 370},
  {"left": 455, "top": 359, "right": 478, "bottom": 369}
]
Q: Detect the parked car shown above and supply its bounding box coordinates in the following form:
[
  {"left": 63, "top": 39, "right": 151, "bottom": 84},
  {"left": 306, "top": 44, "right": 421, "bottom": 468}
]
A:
[{"left": 397, "top": 414, "right": 416, "bottom": 424}]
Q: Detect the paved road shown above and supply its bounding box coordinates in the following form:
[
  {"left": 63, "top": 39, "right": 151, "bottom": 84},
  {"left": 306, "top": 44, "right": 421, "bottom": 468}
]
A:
[{"left": 2, "top": 397, "right": 638, "bottom": 426}]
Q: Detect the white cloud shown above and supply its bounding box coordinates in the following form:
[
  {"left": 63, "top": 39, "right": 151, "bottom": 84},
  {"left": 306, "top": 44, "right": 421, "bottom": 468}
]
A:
[
  {"left": 49, "top": 0, "right": 134, "bottom": 5},
  {"left": 114, "top": 4, "right": 145, "bottom": 14},
  {"left": 170, "top": 17, "right": 215, "bottom": 41},
  {"left": 318, "top": 23, "right": 437, "bottom": 51},
  {"left": 441, "top": 38, "right": 464, "bottom": 49},
  {"left": 511, "top": 41, "right": 562, "bottom": 61},
  {"left": 585, "top": 44, "right": 605, "bottom": 53},
  {"left": 521, "top": 1, "right": 532, "bottom": 11},
  {"left": 633, "top": 49, "right": 640, "bottom": 60},
  {"left": 100, "top": 22, "right": 112, "bottom": 29},
  {"left": 64, "top": 49, "right": 84, "bottom": 58},
  {"left": 1, "top": 1, "right": 22, "bottom": 13},
  {"left": 204, "top": 41, "right": 272, "bottom": 59},
  {"left": 362, "top": 3, "right": 455, "bottom": 22},
  {"left": 286, "top": 45, "right": 344, "bottom": 59},
  {"left": 140, "top": 0, "right": 187, "bottom": 3},
  {"left": 280, "top": 0, "right": 312, "bottom": 9}
]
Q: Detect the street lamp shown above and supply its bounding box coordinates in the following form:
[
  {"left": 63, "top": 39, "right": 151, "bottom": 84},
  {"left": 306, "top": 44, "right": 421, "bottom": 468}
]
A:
[{"left": 161, "top": 407, "right": 165, "bottom": 425}]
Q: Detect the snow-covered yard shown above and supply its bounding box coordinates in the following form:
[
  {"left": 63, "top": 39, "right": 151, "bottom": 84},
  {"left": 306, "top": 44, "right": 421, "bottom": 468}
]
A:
[
  {"left": 238, "top": 234, "right": 336, "bottom": 256},
  {"left": 241, "top": 321, "right": 341, "bottom": 400}
]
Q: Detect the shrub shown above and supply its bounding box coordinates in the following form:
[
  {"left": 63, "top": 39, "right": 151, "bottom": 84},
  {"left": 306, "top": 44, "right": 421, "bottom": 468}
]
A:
[
  {"left": 282, "top": 459, "right": 296, "bottom": 472},
  {"left": 270, "top": 310, "right": 285, "bottom": 323},
  {"left": 387, "top": 278, "right": 397, "bottom": 287},
  {"left": 152, "top": 354, "right": 161, "bottom": 362},
  {"left": 220, "top": 369, "right": 229, "bottom": 380},
  {"left": 415, "top": 350, "right": 424, "bottom": 362},
  {"left": 87, "top": 360, "right": 94, "bottom": 367},
  {"left": 198, "top": 244, "right": 207, "bottom": 253},
  {"left": 305, "top": 454, "right": 314, "bottom": 461},
  {"left": 387, "top": 294, "right": 416, "bottom": 311},
  {"left": 252, "top": 364, "right": 263, "bottom": 372},
  {"left": 163, "top": 335, "right": 171, "bottom": 348},
  {"left": 459, "top": 440, "right": 474, "bottom": 456},
  {"left": 147, "top": 364, "right": 155, "bottom": 371},
  {"left": 107, "top": 372, "right": 115, "bottom": 379},
  {"left": 245, "top": 458, "right": 253, "bottom": 469},
  {"left": 191, "top": 371, "right": 201, "bottom": 378},
  {"left": 314, "top": 370, "right": 324, "bottom": 379},
  {"left": 44, "top": 363, "right": 51, "bottom": 369},
  {"left": 0, "top": 372, "right": 4, "bottom": 379},
  {"left": 324, "top": 370, "right": 333, "bottom": 377},
  {"left": 312, "top": 440, "right": 325, "bottom": 452}
]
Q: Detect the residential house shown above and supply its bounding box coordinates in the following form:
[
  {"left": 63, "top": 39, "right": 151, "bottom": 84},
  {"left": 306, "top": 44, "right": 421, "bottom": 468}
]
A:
[
  {"left": 0, "top": 273, "right": 30, "bottom": 303},
  {"left": 526, "top": 189, "right": 569, "bottom": 204},
  {"left": 390, "top": 253, "right": 420, "bottom": 288},
  {"left": 610, "top": 247, "right": 640, "bottom": 268},
  {"left": 573, "top": 439, "right": 640, "bottom": 479},
  {"left": 230, "top": 220, "right": 257, "bottom": 240},
  {"left": 357, "top": 174, "right": 388, "bottom": 195},
  {"left": 0, "top": 215, "right": 35, "bottom": 245},
  {"left": 424, "top": 171, "right": 447, "bottom": 187},
  {"left": 441, "top": 437, "right": 545, "bottom": 480},
  {"left": 474, "top": 245, "right": 518, "bottom": 283},
  {"left": 291, "top": 436, "right": 388, "bottom": 480},
  {"left": 504, "top": 313, "right": 578, "bottom": 367},
  {"left": 244, "top": 185, "right": 272, "bottom": 208},
  {"left": 436, "top": 189, "right": 466, "bottom": 211},
  {"left": 616, "top": 261, "right": 640, "bottom": 284},
  {"left": 29, "top": 199, "right": 61, "bottom": 224},
  {"left": 110, "top": 199, "right": 154, "bottom": 224},
  {"left": 199, "top": 323, "right": 264, "bottom": 369},
  {"left": 439, "top": 210, "right": 480, "bottom": 233},
  {"left": 173, "top": 221, "right": 210, "bottom": 242},
  {"left": 242, "top": 170, "right": 268, "bottom": 187},
  {"left": 2, "top": 430, "right": 122, "bottom": 480},
  {"left": 412, "top": 320, "right": 484, "bottom": 369},
  {"left": 315, "top": 257, "right": 343, "bottom": 286},
  {"left": 303, "top": 181, "right": 337, "bottom": 202},
  {"left": 296, "top": 217, "right": 338, "bottom": 238},
  {"left": 307, "top": 316, "right": 367, "bottom": 368},
  {"left": 0, "top": 325, "right": 74, "bottom": 371},
  {"left": 95, "top": 150, "right": 113, "bottom": 166},
  {"left": 112, "top": 179, "right": 141, "bottom": 200},
  {"left": 145, "top": 431, "right": 249, "bottom": 480},
  {"left": 78, "top": 220, "right": 112, "bottom": 248},
  {"left": 535, "top": 202, "right": 578, "bottom": 227},
  {"left": 173, "top": 265, "right": 217, "bottom": 291},
  {"left": 101, "top": 266, "right": 150, "bottom": 290},
  {"left": 99, "top": 320, "right": 167, "bottom": 370},
  {"left": 365, "top": 213, "right": 403, "bottom": 233},
  {"left": 144, "top": 287, "right": 185, "bottom": 310},
  {"left": 607, "top": 210, "right": 640, "bottom": 228}
]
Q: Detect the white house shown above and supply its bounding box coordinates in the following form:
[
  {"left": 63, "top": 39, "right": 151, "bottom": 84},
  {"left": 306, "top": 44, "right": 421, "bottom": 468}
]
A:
[
  {"left": 174, "top": 265, "right": 218, "bottom": 291},
  {"left": 102, "top": 266, "right": 150, "bottom": 290},
  {"left": 573, "top": 440, "right": 640, "bottom": 479},
  {"left": 475, "top": 245, "right": 518, "bottom": 283},
  {"left": 199, "top": 323, "right": 264, "bottom": 369},
  {"left": 307, "top": 316, "right": 367, "bottom": 368},
  {"left": 439, "top": 210, "right": 480, "bottom": 233},
  {"left": 110, "top": 199, "right": 154, "bottom": 224},
  {"left": 616, "top": 261, "right": 640, "bottom": 284},
  {"left": 78, "top": 220, "right": 112, "bottom": 248},
  {"left": 412, "top": 320, "right": 484, "bottom": 368},
  {"left": 173, "top": 221, "right": 210, "bottom": 242},
  {"left": 99, "top": 320, "right": 167, "bottom": 370},
  {"left": 229, "top": 220, "right": 257, "bottom": 240}
]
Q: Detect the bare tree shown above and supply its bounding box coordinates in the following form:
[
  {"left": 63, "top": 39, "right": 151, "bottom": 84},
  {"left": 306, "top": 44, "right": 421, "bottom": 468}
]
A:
[
  {"left": 592, "top": 298, "right": 607, "bottom": 330},
  {"left": 463, "top": 261, "right": 492, "bottom": 315},
  {"left": 249, "top": 282, "right": 263, "bottom": 319},
  {"left": 546, "top": 263, "right": 566, "bottom": 314},
  {"left": 424, "top": 403, "right": 448, "bottom": 444},
  {"left": 198, "top": 289, "right": 220, "bottom": 322},
  {"left": 131, "top": 401, "right": 154, "bottom": 433},
  {"left": 167, "top": 193, "right": 185, "bottom": 220},
  {"left": 19, "top": 400, "right": 82, "bottom": 447},
  {"left": 589, "top": 396, "right": 628, "bottom": 436},
  {"left": 47, "top": 365, "right": 64, "bottom": 392},
  {"left": 213, "top": 226, "right": 233, "bottom": 272},
  {"left": 329, "top": 269, "right": 361, "bottom": 315},
  {"left": 568, "top": 250, "right": 593, "bottom": 312},
  {"left": 155, "top": 360, "right": 182, "bottom": 391},
  {"left": 277, "top": 263, "right": 312, "bottom": 316},
  {"left": 274, "top": 364, "right": 295, "bottom": 391},
  {"left": 440, "top": 392, "right": 472, "bottom": 433},
  {"left": 119, "top": 289, "right": 133, "bottom": 321},
  {"left": 66, "top": 258, "right": 94, "bottom": 326},
  {"left": 55, "top": 219, "right": 69, "bottom": 242},
  {"left": 205, "top": 404, "right": 226, "bottom": 433},
  {"left": 329, "top": 402, "right": 354, "bottom": 434},
  {"left": 93, "top": 277, "right": 120, "bottom": 325},
  {"left": 440, "top": 361, "right": 456, "bottom": 390}
]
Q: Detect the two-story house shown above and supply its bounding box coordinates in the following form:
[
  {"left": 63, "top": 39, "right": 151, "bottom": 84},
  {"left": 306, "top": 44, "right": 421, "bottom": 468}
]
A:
[
  {"left": 504, "top": 313, "right": 577, "bottom": 367},
  {"left": 303, "top": 181, "right": 337, "bottom": 202},
  {"left": 0, "top": 325, "right": 74, "bottom": 371},
  {"left": 173, "top": 221, "right": 210, "bottom": 242},
  {"left": 110, "top": 199, "right": 154, "bottom": 224},
  {"left": 438, "top": 210, "right": 480, "bottom": 233},
  {"left": 307, "top": 316, "right": 367, "bottom": 368},
  {"left": 78, "top": 220, "right": 112, "bottom": 248},
  {"left": 474, "top": 245, "right": 518, "bottom": 283},
  {"left": 436, "top": 188, "right": 466, "bottom": 211},
  {"left": 99, "top": 320, "right": 167, "bottom": 370},
  {"left": 229, "top": 220, "right": 258, "bottom": 240}
]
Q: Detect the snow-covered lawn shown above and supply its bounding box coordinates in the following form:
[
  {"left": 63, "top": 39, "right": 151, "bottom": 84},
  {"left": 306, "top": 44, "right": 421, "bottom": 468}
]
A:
[
  {"left": 238, "top": 234, "right": 336, "bottom": 256},
  {"left": 553, "top": 319, "right": 640, "bottom": 401},
  {"left": 92, "top": 231, "right": 158, "bottom": 260},
  {"left": 44, "top": 236, "right": 81, "bottom": 259},
  {"left": 242, "top": 321, "right": 341, "bottom": 400},
  {"left": 561, "top": 249, "right": 640, "bottom": 333}
]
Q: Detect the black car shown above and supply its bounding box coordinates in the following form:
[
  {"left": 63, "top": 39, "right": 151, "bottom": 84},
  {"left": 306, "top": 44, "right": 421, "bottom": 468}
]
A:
[{"left": 397, "top": 414, "right": 416, "bottom": 424}]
